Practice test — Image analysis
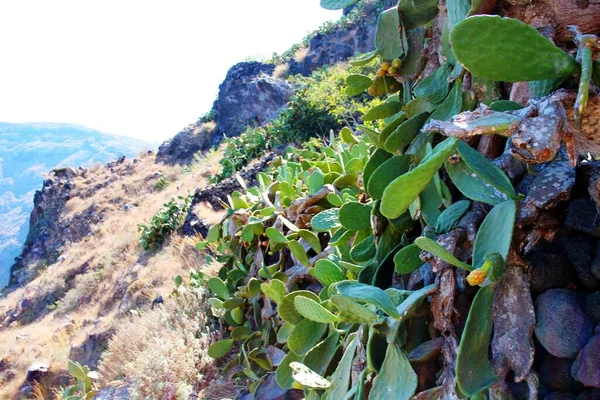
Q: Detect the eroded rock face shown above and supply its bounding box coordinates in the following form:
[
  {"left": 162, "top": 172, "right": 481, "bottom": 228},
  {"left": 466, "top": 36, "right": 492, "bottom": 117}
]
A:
[
  {"left": 213, "top": 62, "right": 293, "bottom": 141},
  {"left": 156, "top": 122, "right": 216, "bottom": 165}
]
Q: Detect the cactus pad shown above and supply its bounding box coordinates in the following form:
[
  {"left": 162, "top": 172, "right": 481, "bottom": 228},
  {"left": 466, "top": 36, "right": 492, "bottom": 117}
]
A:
[
  {"left": 451, "top": 16, "right": 579, "bottom": 82},
  {"left": 320, "top": 0, "right": 357, "bottom": 10}
]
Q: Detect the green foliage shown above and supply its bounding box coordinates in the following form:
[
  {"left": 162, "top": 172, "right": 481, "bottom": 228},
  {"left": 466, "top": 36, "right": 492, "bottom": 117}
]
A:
[
  {"left": 153, "top": 176, "right": 170, "bottom": 192},
  {"left": 60, "top": 360, "right": 99, "bottom": 400},
  {"left": 451, "top": 15, "right": 579, "bottom": 82},
  {"left": 138, "top": 195, "right": 192, "bottom": 250}
]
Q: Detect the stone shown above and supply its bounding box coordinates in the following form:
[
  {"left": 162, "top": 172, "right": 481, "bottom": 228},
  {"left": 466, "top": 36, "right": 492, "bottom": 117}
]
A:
[
  {"left": 529, "top": 253, "right": 576, "bottom": 295},
  {"left": 591, "top": 242, "right": 600, "bottom": 280},
  {"left": 537, "top": 351, "right": 581, "bottom": 393},
  {"left": 545, "top": 394, "right": 577, "bottom": 400},
  {"left": 565, "top": 198, "right": 600, "bottom": 237},
  {"left": 584, "top": 292, "right": 600, "bottom": 323},
  {"left": 564, "top": 236, "right": 600, "bottom": 291},
  {"left": 535, "top": 289, "right": 594, "bottom": 358},
  {"left": 571, "top": 335, "right": 600, "bottom": 388},
  {"left": 526, "top": 161, "right": 575, "bottom": 209},
  {"left": 26, "top": 361, "right": 49, "bottom": 383},
  {"left": 578, "top": 389, "right": 600, "bottom": 399}
]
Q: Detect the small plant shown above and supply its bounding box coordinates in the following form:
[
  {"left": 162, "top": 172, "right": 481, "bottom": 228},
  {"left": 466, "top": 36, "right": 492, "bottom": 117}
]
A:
[
  {"left": 59, "top": 360, "right": 99, "bottom": 400},
  {"left": 153, "top": 176, "right": 170, "bottom": 192},
  {"left": 138, "top": 195, "right": 192, "bottom": 250}
]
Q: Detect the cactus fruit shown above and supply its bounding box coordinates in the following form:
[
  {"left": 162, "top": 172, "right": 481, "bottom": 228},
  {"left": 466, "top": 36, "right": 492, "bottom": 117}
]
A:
[{"left": 451, "top": 16, "right": 579, "bottom": 82}]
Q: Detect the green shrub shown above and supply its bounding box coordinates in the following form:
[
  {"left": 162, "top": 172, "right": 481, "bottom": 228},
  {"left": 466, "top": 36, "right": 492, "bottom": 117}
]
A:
[
  {"left": 153, "top": 176, "right": 170, "bottom": 192},
  {"left": 138, "top": 195, "right": 192, "bottom": 250}
]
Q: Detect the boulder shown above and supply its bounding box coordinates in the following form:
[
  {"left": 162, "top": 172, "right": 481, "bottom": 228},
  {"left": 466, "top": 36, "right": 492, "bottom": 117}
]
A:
[{"left": 571, "top": 335, "right": 600, "bottom": 388}]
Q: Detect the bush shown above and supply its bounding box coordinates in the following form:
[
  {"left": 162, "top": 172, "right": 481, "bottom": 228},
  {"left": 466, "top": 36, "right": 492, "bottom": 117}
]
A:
[{"left": 138, "top": 196, "right": 192, "bottom": 250}]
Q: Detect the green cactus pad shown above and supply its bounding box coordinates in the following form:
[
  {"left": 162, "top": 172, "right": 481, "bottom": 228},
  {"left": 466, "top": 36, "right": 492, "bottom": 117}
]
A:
[
  {"left": 370, "top": 343, "right": 418, "bottom": 400},
  {"left": 376, "top": 8, "right": 404, "bottom": 60},
  {"left": 384, "top": 112, "right": 430, "bottom": 154},
  {"left": 350, "top": 235, "right": 376, "bottom": 263},
  {"left": 279, "top": 291, "right": 322, "bottom": 325},
  {"left": 488, "top": 100, "right": 524, "bottom": 112},
  {"left": 436, "top": 200, "right": 470, "bottom": 233},
  {"left": 346, "top": 74, "right": 373, "bottom": 96},
  {"left": 451, "top": 15, "right": 579, "bottom": 82},
  {"left": 397, "top": 0, "right": 438, "bottom": 30},
  {"left": 207, "top": 339, "right": 234, "bottom": 359},
  {"left": 288, "top": 319, "right": 328, "bottom": 356},
  {"left": 397, "top": 28, "right": 426, "bottom": 78},
  {"left": 415, "top": 237, "right": 473, "bottom": 271},
  {"left": 396, "top": 284, "right": 437, "bottom": 321},
  {"left": 298, "top": 230, "right": 322, "bottom": 253},
  {"left": 350, "top": 49, "right": 379, "bottom": 67},
  {"left": 472, "top": 200, "right": 515, "bottom": 270},
  {"left": 331, "top": 295, "right": 379, "bottom": 323},
  {"left": 367, "top": 155, "right": 412, "bottom": 200},
  {"left": 446, "top": 141, "right": 516, "bottom": 205},
  {"left": 325, "top": 335, "right": 358, "bottom": 399},
  {"left": 311, "top": 208, "right": 340, "bottom": 232},
  {"left": 335, "top": 281, "right": 400, "bottom": 318},
  {"left": 429, "top": 80, "right": 463, "bottom": 121},
  {"left": 320, "top": 0, "right": 357, "bottom": 10},
  {"left": 260, "top": 279, "right": 286, "bottom": 304},
  {"left": 456, "top": 286, "right": 499, "bottom": 397},
  {"left": 338, "top": 201, "right": 372, "bottom": 231},
  {"left": 289, "top": 362, "right": 331, "bottom": 389},
  {"left": 362, "top": 101, "right": 404, "bottom": 122},
  {"left": 393, "top": 244, "right": 423, "bottom": 274},
  {"left": 276, "top": 352, "right": 303, "bottom": 389},
  {"left": 364, "top": 149, "right": 393, "bottom": 189},
  {"left": 414, "top": 64, "right": 452, "bottom": 104},
  {"left": 303, "top": 332, "right": 342, "bottom": 376},
  {"left": 289, "top": 240, "right": 310, "bottom": 267},
  {"left": 266, "top": 227, "right": 289, "bottom": 244},
  {"left": 208, "top": 277, "right": 230, "bottom": 300},
  {"left": 294, "top": 297, "right": 338, "bottom": 324},
  {"left": 315, "top": 259, "right": 346, "bottom": 287},
  {"left": 381, "top": 137, "right": 458, "bottom": 219}
]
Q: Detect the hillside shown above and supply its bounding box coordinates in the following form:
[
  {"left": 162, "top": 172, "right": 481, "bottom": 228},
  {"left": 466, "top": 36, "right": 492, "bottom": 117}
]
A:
[
  {"left": 0, "top": 122, "right": 151, "bottom": 287},
  {"left": 3, "top": 0, "right": 600, "bottom": 399}
]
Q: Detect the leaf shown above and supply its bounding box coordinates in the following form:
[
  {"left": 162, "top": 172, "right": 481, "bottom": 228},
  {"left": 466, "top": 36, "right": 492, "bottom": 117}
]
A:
[
  {"left": 304, "top": 332, "right": 342, "bottom": 376},
  {"left": 279, "top": 291, "right": 322, "bottom": 325},
  {"left": 451, "top": 15, "right": 579, "bottom": 82},
  {"left": 346, "top": 74, "right": 373, "bottom": 96},
  {"left": 350, "top": 49, "right": 379, "bottom": 67},
  {"left": 420, "top": 181, "right": 443, "bottom": 227},
  {"left": 311, "top": 209, "right": 340, "bottom": 232},
  {"left": 266, "top": 227, "right": 289, "bottom": 244},
  {"left": 472, "top": 200, "right": 516, "bottom": 269},
  {"left": 456, "top": 286, "right": 500, "bottom": 397},
  {"left": 364, "top": 148, "right": 393, "bottom": 190},
  {"left": 375, "top": 7, "right": 404, "bottom": 60},
  {"left": 325, "top": 335, "right": 358, "bottom": 400},
  {"left": 276, "top": 352, "right": 303, "bottom": 389},
  {"left": 289, "top": 240, "right": 311, "bottom": 267},
  {"left": 208, "top": 277, "right": 230, "bottom": 299},
  {"left": 67, "top": 360, "right": 87, "bottom": 383},
  {"left": 335, "top": 281, "right": 400, "bottom": 318},
  {"left": 350, "top": 235, "right": 377, "bottom": 263},
  {"left": 260, "top": 279, "right": 286, "bottom": 303},
  {"left": 381, "top": 137, "right": 458, "bottom": 219},
  {"left": 315, "top": 259, "right": 346, "bottom": 287},
  {"left": 363, "top": 101, "right": 404, "bottom": 122},
  {"left": 396, "top": 284, "right": 437, "bottom": 320},
  {"left": 208, "top": 339, "right": 234, "bottom": 359},
  {"left": 206, "top": 224, "right": 220, "bottom": 243},
  {"left": 447, "top": 0, "right": 471, "bottom": 29},
  {"left": 414, "top": 64, "right": 452, "bottom": 104},
  {"left": 446, "top": 141, "right": 515, "bottom": 205},
  {"left": 231, "top": 326, "right": 254, "bottom": 341},
  {"left": 339, "top": 127, "right": 358, "bottom": 145},
  {"left": 384, "top": 112, "right": 430, "bottom": 153},
  {"left": 338, "top": 202, "right": 372, "bottom": 231},
  {"left": 393, "top": 244, "right": 423, "bottom": 274},
  {"left": 370, "top": 344, "right": 418, "bottom": 400},
  {"left": 414, "top": 236, "right": 473, "bottom": 271},
  {"left": 288, "top": 319, "right": 328, "bottom": 356},
  {"left": 397, "top": 0, "right": 439, "bottom": 30},
  {"left": 294, "top": 296, "right": 338, "bottom": 323},
  {"left": 367, "top": 155, "right": 412, "bottom": 200},
  {"left": 289, "top": 362, "right": 331, "bottom": 389},
  {"left": 397, "top": 27, "right": 426, "bottom": 78},
  {"left": 331, "top": 295, "right": 379, "bottom": 324},
  {"left": 429, "top": 80, "right": 463, "bottom": 121},
  {"left": 298, "top": 230, "right": 322, "bottom": 253},
  {"left": 436, "top": 200, "right": 470, "bottom": 233},
  {"left": 306, "top": 169, "right": 325, "bottom": 194},
  {"left": 320, "top": 0, "right": 357, "bottom": 10}
]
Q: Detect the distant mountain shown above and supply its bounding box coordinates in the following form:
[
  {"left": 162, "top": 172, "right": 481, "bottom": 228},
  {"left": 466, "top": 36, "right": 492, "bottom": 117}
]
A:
[{"left": 0, "top": 122, "right": 152, "bottom": 287}]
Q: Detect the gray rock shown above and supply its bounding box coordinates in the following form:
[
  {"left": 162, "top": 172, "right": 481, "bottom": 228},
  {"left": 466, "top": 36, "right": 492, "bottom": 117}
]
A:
[
  {"left": 535, "top": 289, "right": 594, "bottom": 358},
  {"left": 156, "top": 122, "right": 216, "bottom": 165},
  {"left": 564, "top": 236, "right": 600, "bottom": 290},
  {"left": 537, "top": 351, "right": 581, "bottom": 393},
  {"left": 566, "top": 198, "right": 600, "bottom": 237},
  {"left": 529, "top": 253, "right": 576, "bottom": 295},
  {"left": 571, "top": 335, "right": 600, "bottom": 388},
  {"left": 26, "top": 361, "right": 49, "bottom": 383},
  {"left": 545, "top": 394, "right": 577, "bottom": 400},
  {"left": 584, "top": 292, "right": 600, "bottom": 323}
]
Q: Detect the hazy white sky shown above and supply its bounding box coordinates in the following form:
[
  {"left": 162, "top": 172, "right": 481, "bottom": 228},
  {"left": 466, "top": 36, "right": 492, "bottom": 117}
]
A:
[{"left": 0, "top": 1, "right": 341, "bottom": 144}]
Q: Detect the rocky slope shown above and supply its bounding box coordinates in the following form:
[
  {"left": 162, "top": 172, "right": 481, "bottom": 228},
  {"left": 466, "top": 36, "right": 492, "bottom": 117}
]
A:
[{"left": 0, "top": 122, "right": 150, "bottom": 287}]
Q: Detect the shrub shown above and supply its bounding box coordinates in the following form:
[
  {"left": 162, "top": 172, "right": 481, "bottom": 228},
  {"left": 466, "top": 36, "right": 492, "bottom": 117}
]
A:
[
  {"left": 138, "top": 195, "right": 192, "bottom": 250},
  {"left": 153, "top": 176, "right": 170, "bottom": 192}
]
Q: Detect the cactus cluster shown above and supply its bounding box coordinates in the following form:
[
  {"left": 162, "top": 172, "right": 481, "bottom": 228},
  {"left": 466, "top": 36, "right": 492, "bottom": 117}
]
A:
[{"left": 193, "top": 0, "right": 600, "bottom": 399}]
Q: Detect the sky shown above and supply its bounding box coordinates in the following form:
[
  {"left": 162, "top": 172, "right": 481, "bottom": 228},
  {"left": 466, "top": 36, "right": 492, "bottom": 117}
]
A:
[{"left": 0, "top": 1, "right": 341, "bottom": 144}]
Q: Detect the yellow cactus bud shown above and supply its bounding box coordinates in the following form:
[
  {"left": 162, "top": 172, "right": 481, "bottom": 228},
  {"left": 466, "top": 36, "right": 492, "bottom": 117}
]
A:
[
  {"left": 466, "top": 269, "right": 487, "bottom": 286},
  {"left": 381, "top": 61, "right": 390, "bottom": 71},
  {"left": 387, "top": 67, "right": 397, "bottom": 75},
  {"left": 392, "top": 58, "right": 402, "bottom": 69}
]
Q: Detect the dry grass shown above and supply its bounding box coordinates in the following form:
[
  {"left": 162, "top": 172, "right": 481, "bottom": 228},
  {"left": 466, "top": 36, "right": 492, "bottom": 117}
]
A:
[
  {"left": 272, "top": 63, "right": 290, "bottom": 79},
  {"left": 98, "top": 290, "right": 214, "bottom": 400},
  {"left": 294, "top": 47, "right": 309, "bottom": 63},
  {"left": 0, "top": 150, "right": 224, "bottom": 398}
]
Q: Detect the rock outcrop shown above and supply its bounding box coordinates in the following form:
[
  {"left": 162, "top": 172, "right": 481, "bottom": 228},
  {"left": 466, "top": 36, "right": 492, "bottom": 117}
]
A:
[{"left": 156, "top": 122, "right": 217, "bottom": 165}]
